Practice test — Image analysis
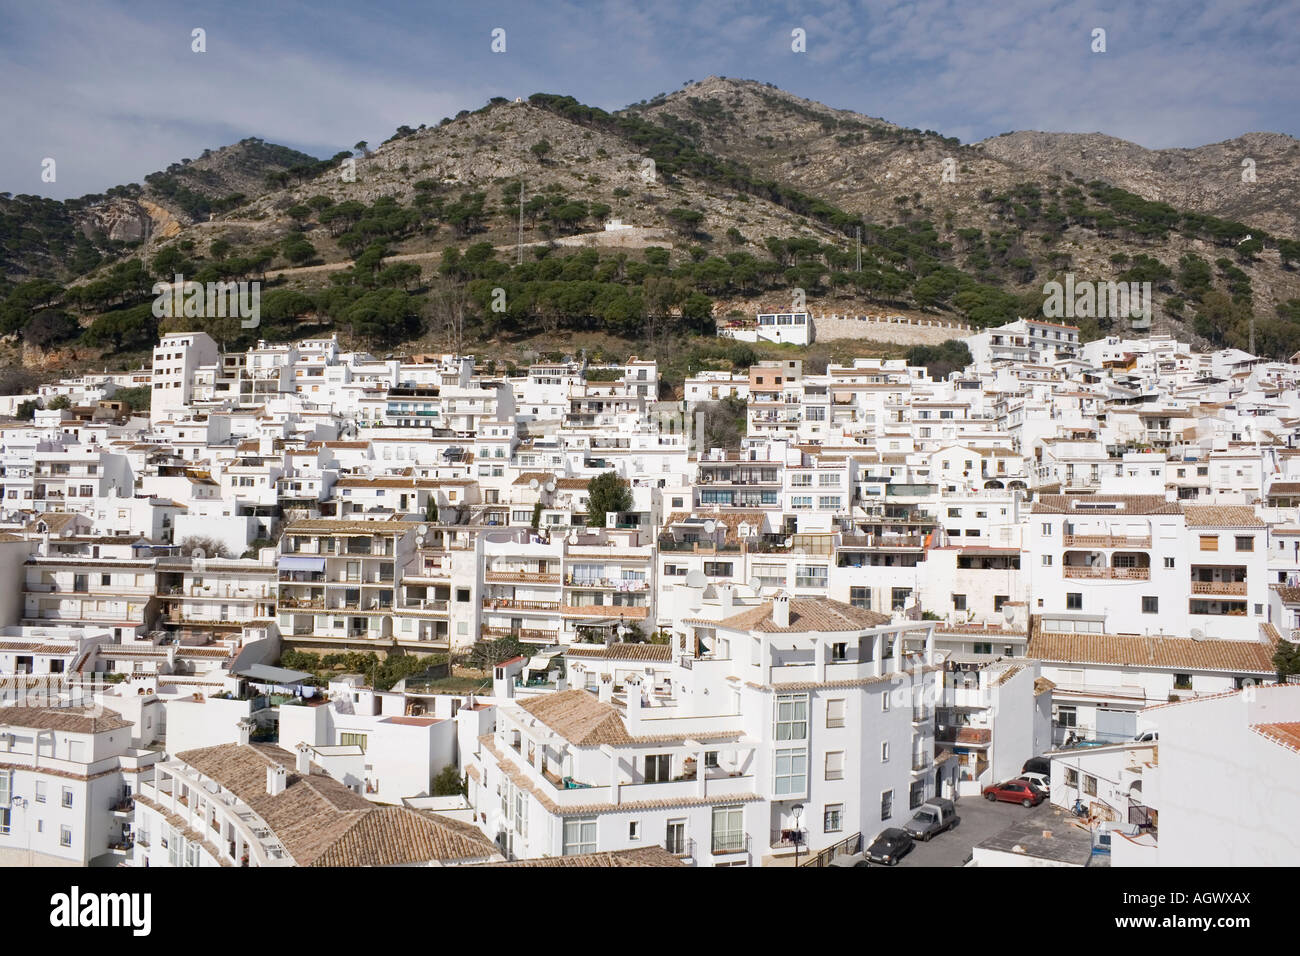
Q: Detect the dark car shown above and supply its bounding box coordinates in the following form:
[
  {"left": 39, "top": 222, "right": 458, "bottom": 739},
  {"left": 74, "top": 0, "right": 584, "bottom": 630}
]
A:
[
  {"left": 865, "top": 827, "right": 915, "bottom": 865},
  {"left": 1022, "top": 756, "right": 1051, "bottom": 777},
  {"left": 983, "top": 779, "right": 1046, "bottom": 807}
]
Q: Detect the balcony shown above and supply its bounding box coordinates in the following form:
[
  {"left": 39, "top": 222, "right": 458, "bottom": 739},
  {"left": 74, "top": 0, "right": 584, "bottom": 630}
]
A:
[
  {"left": 1191, "top": 580, "right": 1246, "bottom": 596},
  {"left": 712, "top": 832, "right": 750, "bottom": 856},
  {"left": 482, "top": 598, "right": 561, "bottom": 612},
  {"left": 1063, "top": 534, "right": 1152, "bottom": 548},
  {"left": 1061, "top": 566, "right": 1150, "bottom": 580},
  {"left": 911, "top": 754, "right": 932, "bottom": 772},
  {"left": 486, "top": 571, "right": 561, "bottom": 585},
  {"left": 401, "top": 598, "right": 449, "bottom": 612},
  {"left": 770, "top": 828, "right": 808, "bottom": 850},
  {"left": 482, "top": 626, "right": 559, "bottom": 642},
  {"left": 664, "top": 836, "right": 695, "bottom": 860},
  {"left": 912, "top": 706, "right": 933, "bottom": 724}
]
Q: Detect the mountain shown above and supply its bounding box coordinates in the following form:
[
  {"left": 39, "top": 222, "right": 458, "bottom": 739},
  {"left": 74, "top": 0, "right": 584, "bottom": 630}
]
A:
[{"left": 2, "top": 77, "right": 1300, "bottom": 370}]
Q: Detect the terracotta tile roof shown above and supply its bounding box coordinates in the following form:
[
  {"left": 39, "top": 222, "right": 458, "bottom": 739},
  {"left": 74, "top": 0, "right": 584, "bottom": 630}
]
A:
[
  {"left": 1250, "top": 722, "right": 1300, "bottom": 754},
  {"left": 0, "top": 705, "right": 132, "bottom": 734},
  {"left": 1181, "top": 506, "right": 1265, "bottom": 528},
  {"left": 479, "top": 846, "right": 685, "bottom": 867},
  {"left": 707, "top": 597, "right": 891, "bottom": 633},
  {"left": 176, "top": 744, "right": 497, "bottom": 866},
  {"left": 512, "top": 471, "right": 556, "bottom": 486},
  {"left": 1031, "top": 494, "right": 1181, "bottom": 515},
  {"left": 993, "top": 664, "right": 1025, "bottom": 686},
  {"left": 953, "top": 727, "right": 992, "bottom": 744},
  {"left": 1273, "top": 585, "right": 1300, "bottom": 605},
  {"left": 516, "top": 689, "right": 631, "bottom": 746},
  {"left": 1029, "top": 631, "right": 1276, "bottom": 674},
  {"left": 1033, "top": 677, "right": 1057, "bottom": 696},
  {"left": 565, "top": 642, "right": 672, "bottom": 662}
]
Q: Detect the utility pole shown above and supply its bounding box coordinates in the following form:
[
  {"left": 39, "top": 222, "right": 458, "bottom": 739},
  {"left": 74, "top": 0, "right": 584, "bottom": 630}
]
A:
[
  {"left": 518, "top": 180, "right": 525, "bottom": 266},
  {"left": 855, "top": 226, "right": 861, "bottom": 272}
]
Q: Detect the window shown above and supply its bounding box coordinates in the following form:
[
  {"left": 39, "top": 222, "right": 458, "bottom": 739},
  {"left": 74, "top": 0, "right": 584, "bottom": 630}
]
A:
[
  {"left": 849, "top": 586, "right": 871, "bottom": 609},
  {"left": 824, "top": 804, "right": 844, "bottom": 833},
  {"left": 1041, "top": 523, "right": 1053, "bottom": 536},
  {"left": 774, "top": 694, "right": 808, "bottom": 741},
  {"left": 1041, "top": 554, "right": 1053, "bottom": 566},
  {"left": 1057, "top": 705, "right": 1078, "bottom": 728},
  {"left": 774, "top": 748, "right": 808, "bottom": 796},
  {"left": 826, "top": 699, "right": 845, "bottom": 728},
  {"left": 1199, "top": 535, "right": 1218, "bottom": 552},
  {"left": 880, "top": 742, "right": 890, "bottom": 763},
  {"left": 1064, "top": 768, "right": 1079, "bottom": 788},
  {"left": 880, "top": 790, "right": 894, "bottom": 821},
  {"left": 711, "top": 805, "right": 745, "bottom": 853},
  {"left": 628, "top": 821, "right": 640, "bottom": 841},
  {"left": 456, "top": 588, "right": 470, "bottom": 602},
  {"left": 34, "top": 781, "right": 46, "bottom": 803},
  {"left": 61, "top": 787, "right": 73, "bottom": 809},
  {"left": 705, "top": 751, "right": 719, "bottom": 769},
  {"left": 666, "top": 819, "right": 687, "bottom": 855},
  {"left": 339, "top": 732, "right": 367, "bottom": 751},
  {"left": 563, "top": 817, "right": 598, "bottom": 856},
  {"left": 1084, "top": 775, "right": 1098, "bottom": 797},
  {"left": 882, "top": 693, "right": 890, "bottom": 713},
  {"left": 1174, "top": 674, "right": 1193, "bottom": 690},
  {"left": 825, "top": 751, "right": 844, "bottom": 780},
  {"left": 910, "top": 781, "right": 925, "bottom": 810},
  {"left": 795, "top": 565, "right": 828, "bottom": 589},
  {"left": 973, "top": 642, "right": 993, "bottom": 654},
  {"left": 60, "top": 825, "right": 73, "bottom": 847},
  {"left": 1164, "top": 557, "right": 1175, "bottom": 568},
  {"left": 952, "top": 593, "right": 967, "bottom": 611},
  {"left": 1142, "top": 596, "right": 1158, "bottom": 614},
  {"left": 891, "top": 587, "right": 911, "bottom": 611},
  {"left": 1235, "top": 536, "right": 1254, "bottom": 552},
  {"left": 1066, "top": 593, "right": 1082, "bottom": 610},
  {"left": 644, "top": 754, "right": 671, "bottom": 783}
]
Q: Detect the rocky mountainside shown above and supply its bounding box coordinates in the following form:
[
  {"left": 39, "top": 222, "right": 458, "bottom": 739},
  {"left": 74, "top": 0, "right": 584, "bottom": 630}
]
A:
[{"left": 3, "top": 77, "right": 1300, "bottom": 368}]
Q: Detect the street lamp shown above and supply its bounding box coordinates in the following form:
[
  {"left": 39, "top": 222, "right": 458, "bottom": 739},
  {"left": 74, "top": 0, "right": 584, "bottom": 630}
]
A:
[{"left": 792, "top": 803, "right": 804, "bottom": 868}]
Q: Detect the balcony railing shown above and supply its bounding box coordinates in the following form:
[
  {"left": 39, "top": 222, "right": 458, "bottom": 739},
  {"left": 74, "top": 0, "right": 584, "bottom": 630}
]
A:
[
  {"left": 912, "top": 754, "right": 932, "bottom": 771},
  {"left": 486, "top": 571, "right": 561, "bottom": 584},
  {"left": 664, "top": 836, "right": 695, "bottom": 859},
  {"left": 1191, "top": 580, "right": 1246, "bottom": 595},
  {"left": 712, "top": 832, "right": 750, "bottom": 855},
  {"left": 483, "top": 598, "right": 560, "bottom": 612},
  {"left": 1063, "top": 534, "right": 1152, "bottom": 548},
  {"left": 770, "top": 828, "right": 808, "bottom": 850},
  {"left": 1062, "top": 566, "right": 1150, "bottom": 580},
  {"left": 912, "top": 707, "right": 933, "bottom": 724},
  {"left": 481, "top": 626, "right": 559, "bottom": 642}
]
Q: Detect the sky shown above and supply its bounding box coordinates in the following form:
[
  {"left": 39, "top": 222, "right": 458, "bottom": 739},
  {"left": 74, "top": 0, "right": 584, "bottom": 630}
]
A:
[{"left": 2, "top": 0, "right": 1297, "bottom": 200}]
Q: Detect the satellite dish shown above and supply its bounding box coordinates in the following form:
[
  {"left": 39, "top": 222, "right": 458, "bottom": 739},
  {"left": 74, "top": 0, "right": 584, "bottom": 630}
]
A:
[
  {"left": 1003, "top": 604, "right": 1015, "bottom": 623},
  {"left": 685, "top": 570, "right": 707, "bottom": 588},
  {"left": 191, "top": 548, "right": 206, "bottom": 559},
  {"left": 416, "top": 535, "right": 425, "bottom": 547},
  {"left": 748, "top": 576, "right": 763, "bottom": 595},
  {"left": 529, "top": 478, "right": 539, "bottom": 491},
  {"left": 703, "top": 520, "right": 717, "bottom": 534},
  {"left": 545, "top": 481, "right": 556, "bottom": 493},
  {"left": 567, "top": 532, "right": 579, "bottom": 545},
  {"left": 1190, "top": 628, "right": 1205, "bottom": 642},
  {"left": 417, "top": 524, "right": 428, "bottom": 535}
]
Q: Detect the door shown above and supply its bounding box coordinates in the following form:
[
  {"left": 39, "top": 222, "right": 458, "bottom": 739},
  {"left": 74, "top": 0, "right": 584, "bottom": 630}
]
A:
[
  {"left": 1096, "top": 708, "right": 1136, "bottom": 743},
  {"left": 666, "top": 820, "right": 685, "bottom": 855}
]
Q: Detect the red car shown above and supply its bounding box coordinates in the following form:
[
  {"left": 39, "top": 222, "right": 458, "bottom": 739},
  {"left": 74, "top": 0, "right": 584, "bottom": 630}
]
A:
[{"left": 983, "top": 779, "right": 1045, "bottom": 807}]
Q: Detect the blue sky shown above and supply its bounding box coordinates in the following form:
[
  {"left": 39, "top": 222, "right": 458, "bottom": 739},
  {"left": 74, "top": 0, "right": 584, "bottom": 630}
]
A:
[{"left": 3, "top": 0, "right": 1296, "bottom": 200}]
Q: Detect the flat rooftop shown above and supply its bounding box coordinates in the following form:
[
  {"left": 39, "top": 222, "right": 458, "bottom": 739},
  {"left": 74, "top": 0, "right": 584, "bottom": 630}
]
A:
[{"left": 975, "top": 817, "right": 1098, "bottom": 866}]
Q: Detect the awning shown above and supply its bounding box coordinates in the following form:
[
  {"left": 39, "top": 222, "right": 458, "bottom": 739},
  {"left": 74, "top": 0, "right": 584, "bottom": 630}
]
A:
[
  {"left": 279, "top": 556, "right": 326, "bottom": 572},
  {"left": 235, "top": 663, "right": 313, "bottom": 684},
  {"left": 523, "top": 654, "right": 557, "bottom": 680}
]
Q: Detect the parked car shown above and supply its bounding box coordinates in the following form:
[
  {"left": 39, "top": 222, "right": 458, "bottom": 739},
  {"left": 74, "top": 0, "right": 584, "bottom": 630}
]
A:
[
  {"left": 1022, "top": 756, "right": 1051, "bottom": 777},
  {"left": 865, "top": 828, "right": 915, "bottom": 865},
  {"left": 827, "top": 851, "right": 869, "bottom": 867},
  {"left": 903, "top": 798, "right": 958, "bottom": 841},
  {"left": 1134, "top": 731, "right": 1158, "bottom": 742},
  {"left": 1017, "top": 772, "right": 1050, "bottom": 795},
  {"left": 983, "top": 779, "right": 1045, "bottom": 807}
]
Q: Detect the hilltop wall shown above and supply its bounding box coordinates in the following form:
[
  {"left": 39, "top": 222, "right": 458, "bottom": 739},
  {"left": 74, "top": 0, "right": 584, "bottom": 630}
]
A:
[{"left": 811, "top": 312, "right": 972, "bottom": 345}]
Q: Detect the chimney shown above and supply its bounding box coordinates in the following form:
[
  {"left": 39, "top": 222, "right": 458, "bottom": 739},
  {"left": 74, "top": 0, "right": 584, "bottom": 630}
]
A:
[
  {"left": 266, "top": 764, "right": 287, "bottom": 797},
  {"left": 236, "top": 718, "right": 254, "bottom": 747},
  {"left": 772, "top": 593, "right": 791, "bottom": 629},
  {"left": 598, "top": 674, "right": 613, "bottom": 704},
  {"left": 295, "top": 743, "right": 311, "bottom": 775},
  {"left": 718, "top": 584, "right": 735, "bottom": 617}
]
